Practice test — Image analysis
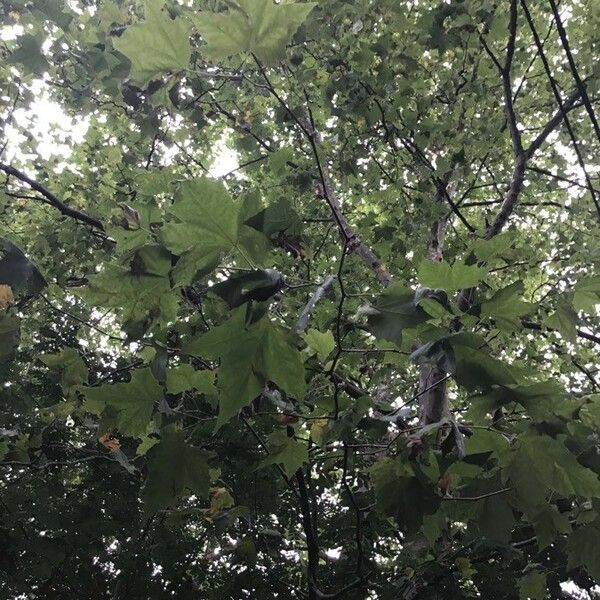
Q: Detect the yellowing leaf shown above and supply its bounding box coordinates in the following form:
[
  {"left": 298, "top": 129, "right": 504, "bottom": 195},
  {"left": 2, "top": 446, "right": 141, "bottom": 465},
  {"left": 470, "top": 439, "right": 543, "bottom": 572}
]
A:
[{"left": 0, "top": 284, "right": 14, "bottom": 309}]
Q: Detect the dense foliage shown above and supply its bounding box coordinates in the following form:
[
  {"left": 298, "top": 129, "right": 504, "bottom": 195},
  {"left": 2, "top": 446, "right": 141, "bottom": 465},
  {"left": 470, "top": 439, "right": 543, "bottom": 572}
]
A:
[{"left": 1, "top": 0, "right": 600, "bottom": 598}]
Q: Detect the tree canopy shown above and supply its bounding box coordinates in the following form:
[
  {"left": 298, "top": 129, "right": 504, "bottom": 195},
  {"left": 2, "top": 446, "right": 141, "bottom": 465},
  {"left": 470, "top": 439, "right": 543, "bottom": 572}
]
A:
[{"left": 1, "top": 0, "right": 600, "bottom": 598}]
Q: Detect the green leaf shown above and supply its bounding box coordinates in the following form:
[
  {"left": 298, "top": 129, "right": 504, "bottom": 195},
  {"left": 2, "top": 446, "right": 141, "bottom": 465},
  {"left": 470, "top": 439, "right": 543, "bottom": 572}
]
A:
[
  {"left": 567, "top": 525, "right": 600, "bottom": 580},
  {"left": 531, "top": 505, "right": 571, "bottom": 550},
  {"left": 480, "top": 281, "right": 534, "bottom": 319},
  {"left": 517, "top": 571, "right": 546, "bottom": 600},
  {"left": 303, "top": 328, "right": 335, "bottom": 362},
  {"left": 478, "top": 493, "right": 515, "bottom": 543},
  {"left": 469, "top": 232, "right": 515, "bottom": 262},
  {"left": 143, "top": 430, "right": 210, "bottom": 513},
  {"left": 573, "top": 290, "right": 599, "bottom": 313},
  {"left": 361, "top": 284, "right": 436, "bottom": 344},
  {"left": 452, "top": 337, "right": 521, "bottom": 391},
  {"left": 185, "top": 309, "right": 305, "bottom": 426},
  {"left": 263, "top": 430, "right": 308, "bottom": 477},
  {"left": 507, "top": 435, "right": 600, "bottom": 509},
  {"left": 78, "top": 265, "right": 177, "bottom": 333},
  {"left": 40, "top": 347, "right": 88, "bottom": 392},
  {"left": 83, "top": 369, "right": 162, "bottom": 437},
  {"left": 162, "top": 179, "right": 249, "bottom": 279},
  {"left": 370, "top": 458, "right": 440, "bottom": 534},
  {"left": 418, "top": 260, "right": 486, "bottom": 291},
  {"left": 130, "top": 245, "right": 172, "bottom": 277},
  {"left": 114, "top": 1, "right": 191, "bottom": 86},
  {"left": 165, "top": 364, "right": 215, "bottom": 395},
  {"left": 574, "top": 276, "right": 600, "bottom": 293},
  {"left": 545, "top": 301, "right": 578, "bottom": 342},
  {"left": 580, "top": 396, "right": 600, "bottom": 429},
  {"left": 0, "top": 313, "right": 20, "bottom": 369},
  {"left": 245, "top": 197, "right": 302, "bottom": 238},
  {"left": 194, "top": 0, "right": 316, "bottom": 64},
  {"left": 8, "top": 33, "right": 50, "bottom": 74}
]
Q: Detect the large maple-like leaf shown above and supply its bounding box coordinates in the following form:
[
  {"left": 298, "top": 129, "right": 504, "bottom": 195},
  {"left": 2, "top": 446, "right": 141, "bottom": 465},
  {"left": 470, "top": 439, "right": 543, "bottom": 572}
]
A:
[
  {"left": 184, "top": 308, "right": 305, "bottom": 426},
  {"left": 114, "top": 1, "right": 191, "bottom": 86},
  {"left": 194, "top": 0, "right": 316, "bottom": 64}
]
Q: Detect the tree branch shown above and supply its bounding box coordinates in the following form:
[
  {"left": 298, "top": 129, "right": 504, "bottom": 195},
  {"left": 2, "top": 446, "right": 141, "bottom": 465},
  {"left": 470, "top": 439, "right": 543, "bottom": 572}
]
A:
[
  {"left": 253, "top": 58, "right": 393, "bottom": 288},
  {"left": 520, "top": 0, "right": 600, "bottom": 218},
  {"left": 0, "top": 162, "right": 104, "bottom": 230},
  {"left": 549, "top": 0, "right": 600, "bottom": 147},
  {"left": 296, "top": 468, "right": 320, "bottom": 600},
  {"left": 525, "top": 87, "right": 582, "bottom": 157}
]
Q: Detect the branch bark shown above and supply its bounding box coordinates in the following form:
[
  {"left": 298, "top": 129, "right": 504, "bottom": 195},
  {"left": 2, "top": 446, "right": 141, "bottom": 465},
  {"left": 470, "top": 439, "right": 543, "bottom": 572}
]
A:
[
  {"left": 0, "top": 162, "right": 104, "bottom": 230},
  {"left": 549, "top": 0, "right": 600, "bottom": 147},
  {"left": 520, "top": 0, "right": 600, "bottom": 218}
]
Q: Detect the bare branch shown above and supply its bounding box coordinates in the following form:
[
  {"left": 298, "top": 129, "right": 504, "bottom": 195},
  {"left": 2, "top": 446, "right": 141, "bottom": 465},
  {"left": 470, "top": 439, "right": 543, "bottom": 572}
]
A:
[
  {"left": 525, "top": 87, "right": 582, "bottom": 157},
  {"left": 295, "top": 274, "right": 335, "bottom": 332}
]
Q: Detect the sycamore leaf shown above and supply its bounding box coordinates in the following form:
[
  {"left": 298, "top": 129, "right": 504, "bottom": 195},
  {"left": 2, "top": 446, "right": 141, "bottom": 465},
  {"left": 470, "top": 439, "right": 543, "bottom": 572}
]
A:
[
  {"left": 114, "top": 1, "right": 191, "bottom": 86},
  {"left": 143, "top": 430, "right": 210, "bottom": 513},
  {"left": 545, "top": 301, "right": 578, "bottom": 342},
  {"left": 567, "top": 525, "right": 600, "bottom": 581},
  {"left": 361, "top": 284, "right": 438, "bottom": 345},
  {"left": 165, "top": 364, "right": 215, "bottom": 395},
  {"left": 574, "top": 276, "right": 600, "bottom": 293},
  {"left": 78, "top": 265, "right": 177, "bottom": 333},
  {"left": 83, "top": 369, "right": 162, "bottom": 438},
  {"left": 370, "top": 458, "right": 440, "bottom": 534},
  {"left": 469, "top": 231, "right": 515, "bottom": 262},
  {"left": 194, "top": 0, "right": 316, "bottom": 65},
  {"left": 245, "top": 197, "right": 302, "bottom": 238},
  {"left": 303, "top": 328, "right": 335, "bottom": 362},
  {"left": 162, "top": 179, "right": 261, "bottom": 282},
  {"left": 531, "top": 505, "right": 571, "bottom": 550},
  {"left": 507, "top": 435, "right": 600, "bottom": 509},
  {"left": 7, "top": 33, "right": 50, "bottom": 74},
  {"left": 0, "top": 313, "right": 20, "bottom": 369},
  {"left": 262, "top": 430, "right": 308, "bottom": 477},
  {"left": 517, "top": 571, "right": 546, "bottom": 600},
  {"left": 184, "top": 308, "right": 305, "bottom": 426},
  {"left": 418, "top": 260, "right": 486, "bottom": 291},
  {"left": 40, "top": 347, "right": 88, "bottom": 392},
  {"left": 480, "top": 281, "right": 534, "bottom": 319}
]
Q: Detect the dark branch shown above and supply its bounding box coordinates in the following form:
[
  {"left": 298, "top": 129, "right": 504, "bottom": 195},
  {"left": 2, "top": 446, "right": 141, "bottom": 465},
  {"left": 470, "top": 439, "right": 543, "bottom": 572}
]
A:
[
  {"left": 549, "top": 0, "right": 600, "bottom": 147},
  {"left": 520, "top": 0, "right": 600, "bottom": 218},
  {"left": 0, "top": 162, "right": 104, "bottom": 230}
]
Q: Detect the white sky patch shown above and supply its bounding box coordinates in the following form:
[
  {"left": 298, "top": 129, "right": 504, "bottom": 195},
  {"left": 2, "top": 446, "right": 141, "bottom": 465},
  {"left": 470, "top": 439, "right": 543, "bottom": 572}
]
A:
[
  {"left": 0, "top": 25, "right": 24, "bottom": 41},
  {"left": 209, "top": 137, "right": 239, "bottom": 178},
  {"left": 4, "top": 78, "right": 90, "bottom": 165}
]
